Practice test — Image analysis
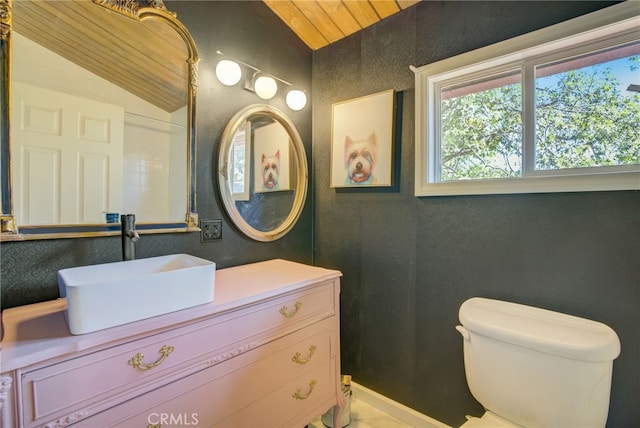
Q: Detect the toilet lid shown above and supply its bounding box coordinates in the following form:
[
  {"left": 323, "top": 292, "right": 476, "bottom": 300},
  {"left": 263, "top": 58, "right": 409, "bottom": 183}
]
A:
[{"left": 459, "top": 297, "right": 620, "bottom": 362}]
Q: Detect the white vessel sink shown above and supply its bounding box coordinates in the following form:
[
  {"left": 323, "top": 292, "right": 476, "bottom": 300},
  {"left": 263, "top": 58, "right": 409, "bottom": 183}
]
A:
[{"left": 58, "top": 254, "right": 216, "bottom": 335}]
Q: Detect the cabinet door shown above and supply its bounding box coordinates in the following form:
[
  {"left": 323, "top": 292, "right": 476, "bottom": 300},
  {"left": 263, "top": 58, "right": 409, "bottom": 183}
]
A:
[
  {"left": 73, "top": 318, "right": 335, "bottom": 427},
  {"left": 217, "top": 359, "right": 336, "bottom": 428},
  {"left": 21, "top": 282, "right": 336, "bottom": 427}
]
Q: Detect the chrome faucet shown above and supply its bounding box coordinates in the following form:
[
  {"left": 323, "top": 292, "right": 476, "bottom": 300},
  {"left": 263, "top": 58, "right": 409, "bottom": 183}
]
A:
[{"left": 121, "top": 214, "right": 140, "bottom": 261}]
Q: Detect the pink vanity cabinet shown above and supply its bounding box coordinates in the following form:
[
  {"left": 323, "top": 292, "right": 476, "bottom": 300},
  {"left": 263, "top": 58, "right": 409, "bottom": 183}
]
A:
[{"left": 0, "top": 259, "right": 344, "bottom": 428}]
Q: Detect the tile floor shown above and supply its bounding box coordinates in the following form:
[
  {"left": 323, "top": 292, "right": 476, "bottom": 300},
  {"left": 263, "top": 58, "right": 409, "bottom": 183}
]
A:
[{"left": 308, "top": 394, "right": 413, "bottom": 428}]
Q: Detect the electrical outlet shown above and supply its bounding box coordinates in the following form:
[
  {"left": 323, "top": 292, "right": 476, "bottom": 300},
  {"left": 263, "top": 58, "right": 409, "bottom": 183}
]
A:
[{"left": 201, "top": 219, "right": 222, "bottom": 242}]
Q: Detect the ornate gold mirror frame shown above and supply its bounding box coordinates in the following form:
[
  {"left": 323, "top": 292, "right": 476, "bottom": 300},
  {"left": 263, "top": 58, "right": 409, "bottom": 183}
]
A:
[
  {"left": 1, "top": 0, "right": 12, "bottom": 236},
  {"left": 0, "top": 0, "right": 199, "bottom": 241},
  {"left": 218, "top": 104, "right": 308, "bottom": 242}
]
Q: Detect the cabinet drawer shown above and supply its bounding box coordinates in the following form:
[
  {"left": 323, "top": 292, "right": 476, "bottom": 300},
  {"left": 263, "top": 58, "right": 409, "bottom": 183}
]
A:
[
  {"left": 20, "top": 282, "right": 335, "bottom": 427},
  {"left": 73, "top": 318, "right": 336, "bottom": 427},
  {"left": 218, "top": 359, "right": 335, "bottom": 428}
]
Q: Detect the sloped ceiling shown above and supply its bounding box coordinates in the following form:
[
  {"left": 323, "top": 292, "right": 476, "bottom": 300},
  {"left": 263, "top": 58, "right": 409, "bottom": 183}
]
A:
[
  {"left": 13, "top": 0, "right": 188, "bottom": 113},
  {"left": 12, "top": 0, "right": 422, "bottom": 111},
  {"left": 263, "top": 0, "right": 422, "bottom": 50}
]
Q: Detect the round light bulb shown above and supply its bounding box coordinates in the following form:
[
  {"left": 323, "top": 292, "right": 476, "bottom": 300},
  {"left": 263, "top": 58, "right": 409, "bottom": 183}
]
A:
[
  {"left": 215, "top": 60, "right": 242, "bottom": 86},
  {"left": 286, "top": 90, "right": 307, "bottom": 111},
  {"left": 254, "top": 76, "right": 278, "bottom": 100}
]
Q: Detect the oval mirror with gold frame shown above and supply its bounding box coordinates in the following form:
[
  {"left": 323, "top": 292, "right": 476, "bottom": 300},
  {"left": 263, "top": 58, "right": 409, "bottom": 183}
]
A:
[
  {"left": 218, "top": 104, "right": 308, "bottom": 242},
  {"left": 0, "top": 0, "right": 199, "bottom": 241}
]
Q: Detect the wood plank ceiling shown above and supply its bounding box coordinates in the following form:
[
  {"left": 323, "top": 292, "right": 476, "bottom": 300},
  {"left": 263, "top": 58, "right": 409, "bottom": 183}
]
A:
[
  {"left": 13, "top": 0, "right": 420, "bottom": 111},
  {"left": 13, "top": 0, "right": 188, "bottom": 113},
  {"left": 263, "top": 0, "right": 422, "bottom": 50}
]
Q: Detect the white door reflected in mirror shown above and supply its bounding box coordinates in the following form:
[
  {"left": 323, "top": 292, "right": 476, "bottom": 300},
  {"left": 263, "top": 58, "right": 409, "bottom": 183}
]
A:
[{"left": 4, "top": 0, "right": 198, "bottom": 235}]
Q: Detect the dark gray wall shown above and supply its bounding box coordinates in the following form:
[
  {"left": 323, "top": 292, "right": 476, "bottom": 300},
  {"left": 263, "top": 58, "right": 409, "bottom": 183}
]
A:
[
  {"left": 0, "top": 1, "right": 313, "bottom": 310},
  {"left": 2, "top": 1, "right": 638, "bottom": 426},
  {"left": 312, "top": 1, "right": 638, "bottom": 427}
]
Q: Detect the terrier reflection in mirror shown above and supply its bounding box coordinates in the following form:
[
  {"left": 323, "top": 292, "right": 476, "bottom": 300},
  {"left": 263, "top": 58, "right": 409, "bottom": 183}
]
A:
[
  {"left": 261, "top": 150, "right": 280, "bottom": 191},
  {"left": 344, "top": 132, "right": 378, "bottom": 185}
]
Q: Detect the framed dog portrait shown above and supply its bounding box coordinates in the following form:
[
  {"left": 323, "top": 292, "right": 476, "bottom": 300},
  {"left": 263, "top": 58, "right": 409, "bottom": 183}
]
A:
[
  {"left": 253, "top": 121, "right": 291, "bottom": 193},
  {"left": 331, "top": 89, "right": 395, "bottom": 188}
]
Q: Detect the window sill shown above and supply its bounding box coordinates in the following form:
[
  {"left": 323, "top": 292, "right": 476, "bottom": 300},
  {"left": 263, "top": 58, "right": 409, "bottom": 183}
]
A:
[{"left": 415, "top": 170, "right": 640, "bottom": 197}]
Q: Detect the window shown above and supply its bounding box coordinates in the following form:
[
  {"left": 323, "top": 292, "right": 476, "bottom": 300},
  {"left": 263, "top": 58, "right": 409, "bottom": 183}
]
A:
[{"left": 414, "top": 2, "right": 639, "bottom": 196}]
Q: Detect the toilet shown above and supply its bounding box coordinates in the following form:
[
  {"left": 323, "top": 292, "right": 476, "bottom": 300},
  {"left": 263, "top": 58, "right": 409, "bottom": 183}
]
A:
[{"left": 456, "top": 297, "right": 621, "bottom": 428}]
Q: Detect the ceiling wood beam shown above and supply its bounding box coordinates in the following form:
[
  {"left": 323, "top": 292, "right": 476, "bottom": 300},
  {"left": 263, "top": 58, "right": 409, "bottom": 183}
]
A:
[
  {"left": 342, "top": 0, "right": 380, "bottom": 28},
  {"left": 263, "top": 0, "right": 329, "bottom": 50},
  {"left": 292, "top": 0, "right": 345, "bottom": 43},
  {"left": 264, "top": 0, "right": 423, "bottom": 50},
  {"left": 370, "top": 1, "right": 400, "bottom": 19},
  {"left": 317, "top": 0, "right": 362, "bottom": 38},
  {"left": 398, "top": 0, "right": 421, "bottom": 9}
]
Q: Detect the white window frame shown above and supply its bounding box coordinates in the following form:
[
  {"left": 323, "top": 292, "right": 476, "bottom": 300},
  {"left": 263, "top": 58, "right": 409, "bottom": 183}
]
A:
[{"left": 413, "top": 2, "right": 640, "bottom": 197}]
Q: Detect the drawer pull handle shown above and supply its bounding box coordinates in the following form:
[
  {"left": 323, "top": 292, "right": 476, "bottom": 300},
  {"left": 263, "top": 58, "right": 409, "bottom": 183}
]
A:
[
  {"left": 128, "top": 345, "right": 174, "bottom": 370},
  {"left": 279, "top": 301, "right": 302, "bottom": 318},
  {"left": 292, "top": 344, "right": 317, "bottom": 365},
  {"left": 292, "top": 379, "right": 317, "bottom": 400}
]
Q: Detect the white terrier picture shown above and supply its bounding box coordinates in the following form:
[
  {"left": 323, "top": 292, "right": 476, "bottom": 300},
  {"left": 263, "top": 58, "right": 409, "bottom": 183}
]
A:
[
  {"left": 261, "top": 150, "right": 280, "bottom": 191},
  {"left": 344, "top": 133, "right": 378, "bottom": 185}
]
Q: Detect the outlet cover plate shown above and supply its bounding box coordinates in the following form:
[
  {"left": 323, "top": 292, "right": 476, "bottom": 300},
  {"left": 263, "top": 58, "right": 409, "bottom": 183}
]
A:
[{"left": 201, "top": 219, "right": 222, "bottom": 242}]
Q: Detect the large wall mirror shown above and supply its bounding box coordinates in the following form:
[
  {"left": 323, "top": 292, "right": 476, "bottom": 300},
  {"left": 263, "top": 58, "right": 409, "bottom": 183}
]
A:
[
  {"left": 218, "top": 105, "right": 308, "bottom": 242},
  {"left": 0, "top": 0, "right": 199, "bottom": 241}
]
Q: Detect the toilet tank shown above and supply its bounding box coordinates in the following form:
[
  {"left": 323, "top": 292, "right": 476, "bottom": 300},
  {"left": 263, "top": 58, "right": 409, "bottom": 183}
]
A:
[{"left": 457, "top": 297, "right": 620, "bottom": 428}]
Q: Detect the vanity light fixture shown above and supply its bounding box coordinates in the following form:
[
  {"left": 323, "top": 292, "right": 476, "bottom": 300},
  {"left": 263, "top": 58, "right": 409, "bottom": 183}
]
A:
[
  {"left": 286, "top": 90, "right": 307, "bottom": 111},
  {"left": 215, "top": 51, "right": 307, "bottom": 110},
  {"left": 215, "top": 59, "right": 242, "bottom": 86},
  {"left": 253, "top": 75, "right": 278, "bottom": 100}
]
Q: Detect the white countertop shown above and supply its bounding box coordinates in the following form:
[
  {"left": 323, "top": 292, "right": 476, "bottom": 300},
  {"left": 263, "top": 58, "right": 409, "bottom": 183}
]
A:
[{"left": 0, "top": 259, "right": 341, "bottom": 372}]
